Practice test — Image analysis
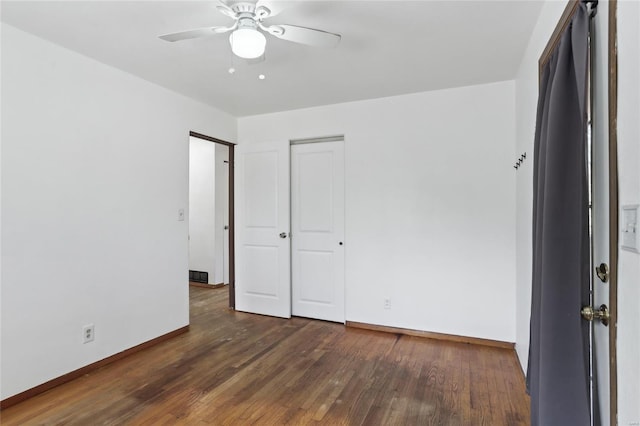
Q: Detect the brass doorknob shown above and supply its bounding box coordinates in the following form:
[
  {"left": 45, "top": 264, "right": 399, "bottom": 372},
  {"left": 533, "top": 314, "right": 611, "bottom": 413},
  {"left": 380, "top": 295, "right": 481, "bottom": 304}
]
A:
[{"left": 581, "top": 304, "right": 610, "bottom": 326}]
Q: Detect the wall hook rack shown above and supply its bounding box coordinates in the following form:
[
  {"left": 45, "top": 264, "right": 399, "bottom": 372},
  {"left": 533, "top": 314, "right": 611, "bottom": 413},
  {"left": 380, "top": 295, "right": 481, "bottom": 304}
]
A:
[{"left": 514, "top": 152, "right": 527, "bottom": 171}]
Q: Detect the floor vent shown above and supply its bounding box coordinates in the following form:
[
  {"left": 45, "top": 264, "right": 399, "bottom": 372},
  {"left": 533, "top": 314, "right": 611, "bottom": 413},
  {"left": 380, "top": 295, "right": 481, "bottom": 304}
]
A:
[{"left": 189, "top": 270, "right": 209, "bottom": 284}]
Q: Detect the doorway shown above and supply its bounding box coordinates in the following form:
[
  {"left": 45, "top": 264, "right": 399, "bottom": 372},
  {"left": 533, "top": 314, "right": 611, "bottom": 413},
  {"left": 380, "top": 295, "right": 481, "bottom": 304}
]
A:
[
  {"left": 188, "top": 131, "right": 236, "bottom": 308},
  {"left": 530, "top": 1, "right": 617, "bottom": 424}
]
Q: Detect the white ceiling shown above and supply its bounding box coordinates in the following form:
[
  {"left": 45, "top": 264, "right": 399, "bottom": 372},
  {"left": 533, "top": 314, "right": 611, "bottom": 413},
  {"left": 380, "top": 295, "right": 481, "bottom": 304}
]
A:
[{"left": 1, "top": 1, "right": 543, "bottom": 117}]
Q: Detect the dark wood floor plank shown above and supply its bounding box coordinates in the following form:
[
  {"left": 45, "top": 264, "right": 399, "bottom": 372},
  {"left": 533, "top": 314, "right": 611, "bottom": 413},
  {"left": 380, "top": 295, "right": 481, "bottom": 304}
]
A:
[{"left": 1, "top": 287, "right": 530, "bottom": 425}]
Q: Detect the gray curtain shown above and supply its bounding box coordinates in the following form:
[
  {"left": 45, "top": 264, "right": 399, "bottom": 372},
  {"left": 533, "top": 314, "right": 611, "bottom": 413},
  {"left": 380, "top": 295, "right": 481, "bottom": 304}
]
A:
[{"left": 527, "top": 3, "right": 595, "bottom": 426}]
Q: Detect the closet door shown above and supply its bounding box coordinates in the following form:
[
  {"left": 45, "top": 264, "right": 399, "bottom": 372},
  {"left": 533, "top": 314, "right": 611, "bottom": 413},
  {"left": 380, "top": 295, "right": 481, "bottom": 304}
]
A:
[
  {"left": 291, "top": 141, "right": 345, "bottom": 323},
  {"left": 235, "top": 141, "right": 291, "bottom": 318}
]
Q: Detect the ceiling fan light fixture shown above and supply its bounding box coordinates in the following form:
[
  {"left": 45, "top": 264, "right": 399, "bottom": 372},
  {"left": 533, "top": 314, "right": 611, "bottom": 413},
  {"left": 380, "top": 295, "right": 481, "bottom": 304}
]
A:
[{"left": 229, "top": 28, "right": 266, "bottom": 59}]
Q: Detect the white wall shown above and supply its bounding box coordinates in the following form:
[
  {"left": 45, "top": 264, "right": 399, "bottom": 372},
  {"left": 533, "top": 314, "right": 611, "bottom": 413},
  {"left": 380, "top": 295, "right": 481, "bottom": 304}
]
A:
[
  {"left": 0, "top": 24, "right": 236, "bottom": 399},
  {"left": 617, "top": 1, "right": 640, "bottom": 423},
  {"left": 189, "top": 137, "right": 217, "bottom": 283},
  {"left": 238, "top": 81, "right": 517, "bottom": 342}
]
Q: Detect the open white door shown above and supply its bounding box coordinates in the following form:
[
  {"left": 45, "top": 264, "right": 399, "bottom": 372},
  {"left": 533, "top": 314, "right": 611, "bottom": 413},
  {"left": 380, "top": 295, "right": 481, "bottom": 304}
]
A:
[
  {"left": 222, "top": 156, "right": 230, "bottom": 285},
  {"left": 235, "top": 141, "right": 291, "bottom": 318}
]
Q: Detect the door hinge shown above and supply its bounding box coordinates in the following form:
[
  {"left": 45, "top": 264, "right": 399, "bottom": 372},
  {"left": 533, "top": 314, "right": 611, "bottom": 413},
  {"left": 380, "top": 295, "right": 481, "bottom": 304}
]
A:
[{"left": 595, "top": 262, "right": 609, "bottom": 283}]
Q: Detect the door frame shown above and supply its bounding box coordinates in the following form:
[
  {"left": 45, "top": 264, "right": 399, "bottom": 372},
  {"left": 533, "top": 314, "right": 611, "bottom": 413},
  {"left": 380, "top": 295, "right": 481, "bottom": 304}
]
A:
[
  {"left": 606, "top": 2, "right": 619, "bottom": 424},
  {"left": 538, "top": 1, "right": 618, "bottom": 424},
  {"left": 189, "top": 131, "right": 237, "bottom": 309}
]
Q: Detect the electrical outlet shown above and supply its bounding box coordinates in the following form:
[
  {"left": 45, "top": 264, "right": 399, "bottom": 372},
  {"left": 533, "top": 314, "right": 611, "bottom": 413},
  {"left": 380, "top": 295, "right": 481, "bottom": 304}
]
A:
[
  {"left": 384, "top": 298, "right": 391, "bottom": 310},
  {"left": 83, "top": 324, "right": 95, "bottom": 344},
  {"left": 622, "top": 205, "right": 639, "bottom": 253}
]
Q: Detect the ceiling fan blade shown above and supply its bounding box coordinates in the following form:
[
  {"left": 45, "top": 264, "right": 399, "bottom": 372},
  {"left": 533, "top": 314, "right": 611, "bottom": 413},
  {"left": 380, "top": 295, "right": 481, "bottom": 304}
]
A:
[
  {"left": 266, "top": 24, "right": 341, "bottom": 48},
  {"left": 254, "top": 5, "right": 271, "bottom": 20},
  {"left": 159, "top": 26, "right": 235, "bottom": 42},
  {"left": 216, "top": 5, "right": 236, "bottom": 19}
]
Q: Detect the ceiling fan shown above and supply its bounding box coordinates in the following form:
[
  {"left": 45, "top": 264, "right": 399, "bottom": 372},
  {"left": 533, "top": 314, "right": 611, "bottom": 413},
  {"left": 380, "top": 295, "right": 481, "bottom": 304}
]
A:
[{"left": 159, "top": 0, "right": 341, "bottom": 59}]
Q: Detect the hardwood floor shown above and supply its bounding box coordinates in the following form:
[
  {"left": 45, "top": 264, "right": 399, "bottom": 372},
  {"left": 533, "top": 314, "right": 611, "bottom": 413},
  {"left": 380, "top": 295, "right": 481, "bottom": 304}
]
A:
[{"left": 1, "top": 287, "right": 530, "bottom": 425}]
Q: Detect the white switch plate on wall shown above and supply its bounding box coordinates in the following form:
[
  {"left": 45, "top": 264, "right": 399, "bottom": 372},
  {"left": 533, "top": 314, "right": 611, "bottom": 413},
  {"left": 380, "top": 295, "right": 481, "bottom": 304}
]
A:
[{"left": 621, "top": 205, "right": 639, "bottom": 253}]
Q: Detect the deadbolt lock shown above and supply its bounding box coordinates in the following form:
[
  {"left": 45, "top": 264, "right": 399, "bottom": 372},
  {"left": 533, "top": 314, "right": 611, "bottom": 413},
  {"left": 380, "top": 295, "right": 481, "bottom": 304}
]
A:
[
  {"left": 595, "top": 262, "right": 609, "bottom": 283},
  {"left": 580, "top": 304, "right": 610, "bottom": 326}
]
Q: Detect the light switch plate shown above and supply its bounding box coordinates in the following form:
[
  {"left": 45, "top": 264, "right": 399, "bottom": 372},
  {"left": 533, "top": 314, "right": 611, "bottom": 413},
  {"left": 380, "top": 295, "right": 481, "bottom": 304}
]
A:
[{"left": 621, "top": 205, "right": 639, "bottom": 253}]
